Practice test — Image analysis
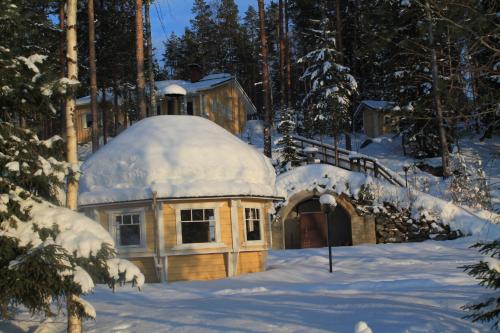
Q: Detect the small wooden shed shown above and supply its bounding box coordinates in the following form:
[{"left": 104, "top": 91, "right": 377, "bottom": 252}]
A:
[
  {"left": 355, "top": 100, "right": 399, "bottom": 138},
  {"left": 78, "top": 116, "right": 280, "bottom": 283}
]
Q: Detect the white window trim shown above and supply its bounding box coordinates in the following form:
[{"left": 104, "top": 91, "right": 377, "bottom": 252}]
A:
[
  {"left": 107, "top": 208, "right": 147, "bottom": 252},
  {"left": 82, "top": 113, "right": 89, "bottom": 129},
  {"left": 171, "top": 202, "right": 223, "bottom": 250},
  {"left": 242, "top": 204, "right": 265, "bottom": 246}
]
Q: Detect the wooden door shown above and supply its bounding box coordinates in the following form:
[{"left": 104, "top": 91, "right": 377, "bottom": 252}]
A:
[{"left": 299, "top": 213, "right": 327, "bottom": 248}]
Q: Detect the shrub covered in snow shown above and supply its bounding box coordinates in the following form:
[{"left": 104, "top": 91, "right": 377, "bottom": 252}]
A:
[{"left": 449, "top": 152, "right": 490, "bottom": 210}]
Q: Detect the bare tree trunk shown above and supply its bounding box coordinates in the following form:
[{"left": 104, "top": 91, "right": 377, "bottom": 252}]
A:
[
  {"left": 334, "top": 0, "right": 343, "bottom": 64},
  {"left": 113, "top": 84, "right": 119, "bottom": 136},
  {"left": 135, "top": 0, "right": 147, "bottom": 119},
  {"left": 88, "top": 0, "right": 99, "bottom": 152},
  {"left": 144, "top": 0, "right": 157, "bottom": 117},
  {"left": 278, "top": 0, "right": 285, "bottom": 109},
  {"left": 67, "top": 295, "right": 82, "bottom": 333},
  {"left": 425, "top": 1, "right": 450, "bottom": 177},
  {"left": 59, "top": 2, "right": 66, "bottom": 138},
  {"left": 284, "top": 0, "right": 292, "bottom": 108},
  {"left": 65, "top": 1, "right": 82, "bottom": 331},
  {"left": 333, "top": 0, "right": 351, "bottom": 150},
  {"left": 258, "top": 0, "right": 272, "bottom": 158},
  {"left": 102, "top": 87, "right": 108, "bottom": 144},
  {"left": 65, "top": 0, "right": 79, "bottom": 211}
]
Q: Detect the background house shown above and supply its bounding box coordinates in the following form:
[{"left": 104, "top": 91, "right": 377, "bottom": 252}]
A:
[
  {"left": 78, "top": 116, "right": 280, "bottom": 283},
  {"left": 354, "top": 100, "right": 399, "bottom": 138},
  {"left": 156, "top": 70, "right": 256, "bottom": 135},
  {"left": 74, "top": 68, "right": 256, "bottom": 144},
  {"left": 74, "top": 91, "right": 122, "bottom": 143}
]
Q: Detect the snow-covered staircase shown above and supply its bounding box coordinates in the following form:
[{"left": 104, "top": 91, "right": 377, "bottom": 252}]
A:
[{"left": 292, "top": 135, "right": 406, "bottom": 187}]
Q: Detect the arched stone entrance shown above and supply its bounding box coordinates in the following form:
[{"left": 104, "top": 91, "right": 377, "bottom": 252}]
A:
[{"left": 272, "top": 190, "right": 376, "bottom": 250}]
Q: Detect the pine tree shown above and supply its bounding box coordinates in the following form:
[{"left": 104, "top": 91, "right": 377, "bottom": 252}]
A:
[
  {"left": 162, "top": 32, "right": 183, "bottom": 79},
  {"left": 135, "top": 0, "right": 147, "bottom": 119},
  {"left": 190, "top": 0, "right": 216, "bottom": 71},
  {"left": 258, "top": 0, "right": 272, "bottom": 158},
  {"left": 214, "top": 0, "right": 241, "bottom": 73},
  {"left": 462, "top": 241, "right": 500, "bottom": 330},
  {"left": 241, "top": 6, "right": 260, "bottom": 110}
]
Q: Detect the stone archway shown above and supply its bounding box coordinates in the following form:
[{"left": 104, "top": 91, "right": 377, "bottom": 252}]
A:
[{"left": 272, "top": 190, "right": 376, "bottom": 250}]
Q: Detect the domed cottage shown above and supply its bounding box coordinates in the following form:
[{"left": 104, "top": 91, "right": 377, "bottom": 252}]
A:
[{"left": 78, "top": 116, "right": 280, "bottom": 283}]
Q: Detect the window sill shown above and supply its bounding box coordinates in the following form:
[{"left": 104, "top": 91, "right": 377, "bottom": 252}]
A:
[
  {"left": 172, "top": 242, "right": 227, "bottom": 251},
  {"left": 116, "top": 246, "right": 148, "bottom": 254},
  {"left": 242, "top": 240, "right": 266, "bottom": 247}
]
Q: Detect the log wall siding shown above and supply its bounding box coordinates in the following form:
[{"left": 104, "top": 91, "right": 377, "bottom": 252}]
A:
[
  {"left": 128, "top": 257, "right": 159, "bottom": 283},
  {"left": 237, "top": 251, "right": 267, "bottom": 275},
  {"left": 88, "top": 197, "right": 271, "bottom": 283},
  {"left": 75, "top": 106, "right": 92, "bottom": 143},
  {"left": 168, "top": 253, "right": 227, "bottom": 282}
]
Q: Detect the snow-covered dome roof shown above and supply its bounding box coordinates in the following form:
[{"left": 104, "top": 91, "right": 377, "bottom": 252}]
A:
[
  {"left": 78, "top": 116, "right": 277, "bottom": 206},
  {"left": 161, "top": 84, "right": 187, "bottom": 96}
]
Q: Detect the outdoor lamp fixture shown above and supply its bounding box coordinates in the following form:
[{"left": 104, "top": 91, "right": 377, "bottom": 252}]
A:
[
  {"left": 403, "top": 163, "right": 410, "bottom": 188},
  {"left": 319, "top": 194, "right": 337, "bottom": 273}
]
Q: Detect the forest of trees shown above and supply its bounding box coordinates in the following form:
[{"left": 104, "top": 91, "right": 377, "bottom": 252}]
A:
[
  {"left": 162, "top": 0, "right": 498, "bottom": 172},
  {"left": 3, "top": 0, "right": 497, "bottom": 168}
]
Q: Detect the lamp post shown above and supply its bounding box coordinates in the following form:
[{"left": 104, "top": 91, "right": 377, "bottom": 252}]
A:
[
  {"left": 403, "top": 163, "right": 411, "bottom": 188},
  {"left": 320, "top": 194, "right": 337, "bottom": 273}
]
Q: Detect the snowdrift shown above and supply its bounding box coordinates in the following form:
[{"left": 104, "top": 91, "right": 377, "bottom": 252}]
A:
[{"left": 276, "top": 164, "right": 500, "bottom": 239}]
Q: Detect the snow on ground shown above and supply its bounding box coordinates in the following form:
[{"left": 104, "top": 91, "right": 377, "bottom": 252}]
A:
[{"left": 2, "top": 237, "right": 495, "bottom": 333}]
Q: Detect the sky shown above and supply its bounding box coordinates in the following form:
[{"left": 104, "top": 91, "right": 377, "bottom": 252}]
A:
[{"left": 150, "top": 0, "right": 258, "bottom": 61}]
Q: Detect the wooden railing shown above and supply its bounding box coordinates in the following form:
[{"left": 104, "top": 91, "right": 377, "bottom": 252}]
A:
[{"left": 291, "top": 135, "right": 406, "bottom": 187}]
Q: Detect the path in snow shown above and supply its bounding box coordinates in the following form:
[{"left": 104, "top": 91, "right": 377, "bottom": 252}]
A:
[{"left": 2, "top": 238, "right": 493, "bottom": 333}]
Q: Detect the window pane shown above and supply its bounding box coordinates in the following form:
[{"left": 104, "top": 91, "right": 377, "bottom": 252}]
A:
[
  {"left": 255, "top": 209, "right": 260, "bottom": 219},
  {"left": 204, "top": 209, "right": 214, "bottom": 220},
  {"left": 120, "top": 225, "right": 141, "bottom": 246},
  {"left": 182, "top": 221, "right": 210, "bottom": 243},
  {"left": 180, "top": 210, "right": 191, "bottom": 221},
  {"left": 192, "top": 209, "right": 204, "bottom": 221},
  {"left": 132, "top": 214, "right": 140, "bottom": 224},
  {"left": 115, "top": 215, "right": 122, "bottom": 224},
  {"left": 245, "top": 208, "right": 250, "bottom": 219},
  {"left": 123, "top": 215, "right": 132, "bottom": 224},
  {"left": 246, "top": 220, "right": 261, "bottom": 241}
]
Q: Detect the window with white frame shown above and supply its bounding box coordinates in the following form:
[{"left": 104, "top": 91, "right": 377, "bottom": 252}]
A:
[
  {"left": 115, "top": 213, "right": 142, "bottom": 247},
  {"left": 82, "top": 112, "right": 92, "bottom": 129},
  {"left": 244, "top": 208, "right": 262, "bottom": 241},
  {"left": 179, "top": 208, "right": 216, "bottom": 244}
]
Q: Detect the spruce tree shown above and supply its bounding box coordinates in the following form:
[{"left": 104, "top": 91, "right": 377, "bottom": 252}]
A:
[
  {"left": 299, "top": 16, "right": 358, "bottom": 148},
  {"left": 462, "top": 241, "right": 500, "bottom": 330},
  {"left": 0, "top": 0, "right": 144, "bottom": 325},
  {"left": 276, "top": 107, "right": 301, "bottom": 172}
]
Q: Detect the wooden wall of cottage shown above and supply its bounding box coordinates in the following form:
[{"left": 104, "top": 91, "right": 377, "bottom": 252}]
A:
[{"left": 86, "top": 197, "right": 272, "bottom": 283}]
